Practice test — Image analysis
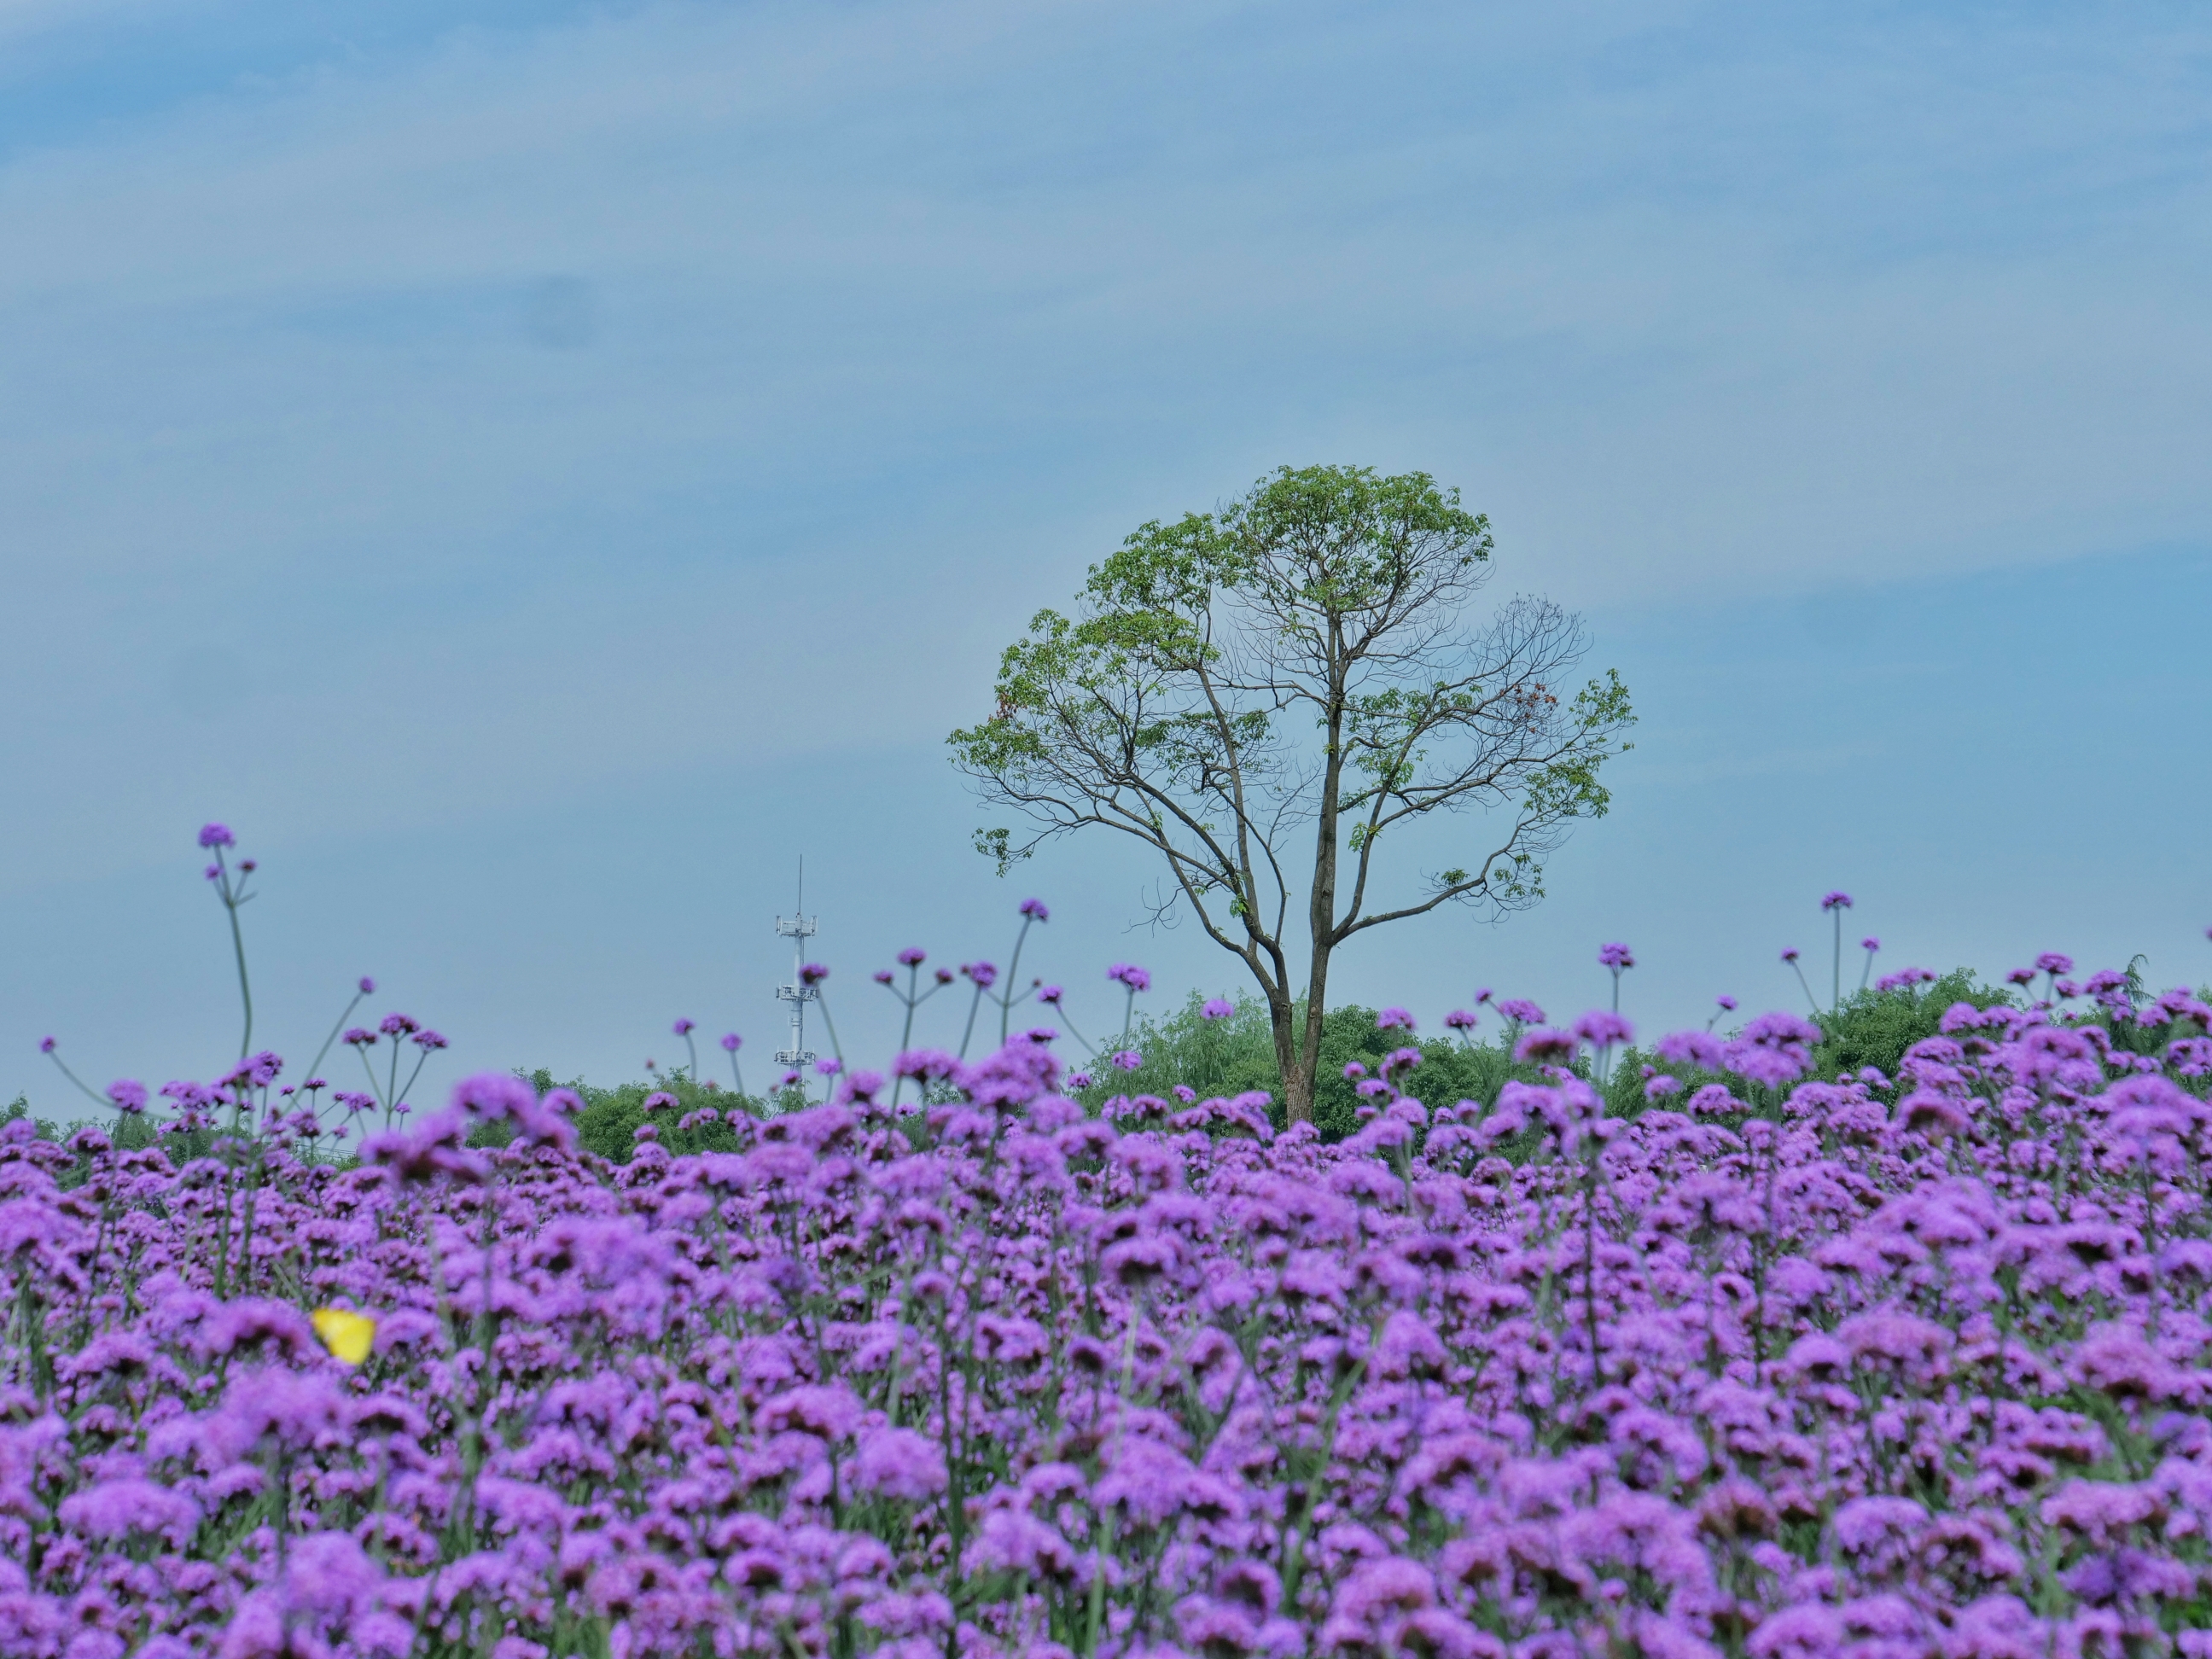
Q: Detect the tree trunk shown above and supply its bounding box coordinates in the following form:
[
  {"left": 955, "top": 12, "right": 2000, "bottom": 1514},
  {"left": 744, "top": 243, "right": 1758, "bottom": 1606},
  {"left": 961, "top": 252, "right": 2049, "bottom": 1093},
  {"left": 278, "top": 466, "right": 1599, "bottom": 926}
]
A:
[
  {"left": 1268, "top": 992, "right": 1313, "bottom": 1123},
  {"left": 1291, "top": 946, "right": 1330, "bottom": 1124},
  {"left": 1289, "top": 643, "right": 1348, "bottom": 1125}
]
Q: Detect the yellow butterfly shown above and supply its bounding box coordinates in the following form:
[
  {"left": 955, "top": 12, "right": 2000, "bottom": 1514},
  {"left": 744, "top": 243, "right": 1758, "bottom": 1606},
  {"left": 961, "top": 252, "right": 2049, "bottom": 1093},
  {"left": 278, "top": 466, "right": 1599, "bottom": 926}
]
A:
[{"left": 311, "top": 1307, "right": 377, "bottom": 1365}]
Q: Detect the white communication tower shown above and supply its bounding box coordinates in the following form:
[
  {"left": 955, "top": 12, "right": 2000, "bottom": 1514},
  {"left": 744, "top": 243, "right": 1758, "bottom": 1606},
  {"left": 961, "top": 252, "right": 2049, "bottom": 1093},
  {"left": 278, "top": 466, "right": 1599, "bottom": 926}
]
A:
[{"left": 772, "top": 859, "right": 818, "bottom": 1087}]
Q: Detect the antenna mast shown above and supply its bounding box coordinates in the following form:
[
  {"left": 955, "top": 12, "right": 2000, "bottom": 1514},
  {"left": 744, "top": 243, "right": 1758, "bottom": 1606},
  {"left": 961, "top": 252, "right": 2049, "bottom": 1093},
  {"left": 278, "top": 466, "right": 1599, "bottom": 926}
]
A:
[{"left": 773, "top": 858, "right": 818, "bottom": 1093}]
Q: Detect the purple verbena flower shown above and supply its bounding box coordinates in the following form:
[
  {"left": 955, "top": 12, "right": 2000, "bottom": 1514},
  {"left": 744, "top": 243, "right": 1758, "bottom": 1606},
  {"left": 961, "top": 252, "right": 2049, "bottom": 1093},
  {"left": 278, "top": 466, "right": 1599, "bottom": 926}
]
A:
[
  {"left": 361, "top": 1109, "right": 486, "bottom": 1184},
  {"left": 1877, "top": 967, "right": 1938, "bottom": 992},
  {"left": 1381, "top": 1046, "right": 1422, "bottom": 1078},
  {"left": 1514, "top": 1028, "right": 1579, "bottom": 1064},
  {"left": 1657, "top": 1030, "right": 1725, "bottom": 1070},
  {"left": 1574, "top": 1010, "right": 1633, "bottom": 1048},
  {"left": 853, "top": 1427, "right": 949, "bottom": 1501},
  {"left": 451, "top": 1072, "right": 575, "bottom": 1153},
  {"left": 58, "top": 1478, "right": 201, "bottom": 1549}
]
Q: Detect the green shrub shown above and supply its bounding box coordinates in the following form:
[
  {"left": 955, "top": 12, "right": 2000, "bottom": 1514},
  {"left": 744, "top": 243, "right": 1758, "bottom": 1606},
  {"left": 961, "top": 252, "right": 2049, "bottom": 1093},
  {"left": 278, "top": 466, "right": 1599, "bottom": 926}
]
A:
[
  {"left": 500, "top": 1068, "right": 769, "bottom": 1163},
  {"left": 1802, "top": 969, "right": 2015, "bottom": 1080},
  {"left": 1069, "top": 969, "right": 2057, "bottom": 1141},
  {"left": 1070, "top": 992, "right": 1573, "bottom": 1139},
  {"left": 0, "top": 1095, "right": 57, "bottom": 1139},
  {"left": 1065, "top": 993, "right": 1282, "bottom": 1109}
]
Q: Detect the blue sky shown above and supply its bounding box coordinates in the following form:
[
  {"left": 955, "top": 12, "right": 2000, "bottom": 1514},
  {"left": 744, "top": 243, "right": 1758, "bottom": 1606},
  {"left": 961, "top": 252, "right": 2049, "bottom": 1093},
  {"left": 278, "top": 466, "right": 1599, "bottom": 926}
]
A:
[{"left": 4, "top": 1, "right": 2209, "bottom": 1110}]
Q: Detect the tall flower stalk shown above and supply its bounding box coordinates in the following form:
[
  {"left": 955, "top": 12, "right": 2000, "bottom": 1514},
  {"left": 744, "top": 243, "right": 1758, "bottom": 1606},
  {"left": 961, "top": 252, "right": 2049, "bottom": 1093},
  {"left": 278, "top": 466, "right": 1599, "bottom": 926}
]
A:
[
  {"left": 1822, "top": 891, "right": 1854, "bottom": 1010},
  {"left": 1107, "top": 962, "right": 1150, "bottom": 1053},
  {"left": 199, "top": 824, "right": 255, "bottom": 1059},
  {"left": 876, "top": 950, "right": 952, "bottom": 1103},
  {"left": 1596, "top": 943, "right": 1633, "bottom": 1081},
  {"left": 997, "top": 899, "right": 1049, "bottom": 1045}
]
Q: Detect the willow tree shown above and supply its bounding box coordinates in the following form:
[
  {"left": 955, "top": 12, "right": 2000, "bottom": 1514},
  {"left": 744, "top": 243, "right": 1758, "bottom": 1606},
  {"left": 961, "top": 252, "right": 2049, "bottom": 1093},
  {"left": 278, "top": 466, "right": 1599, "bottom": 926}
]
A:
[{"left": 949, "top": 465, "right": 1634, "bottom": 1123}]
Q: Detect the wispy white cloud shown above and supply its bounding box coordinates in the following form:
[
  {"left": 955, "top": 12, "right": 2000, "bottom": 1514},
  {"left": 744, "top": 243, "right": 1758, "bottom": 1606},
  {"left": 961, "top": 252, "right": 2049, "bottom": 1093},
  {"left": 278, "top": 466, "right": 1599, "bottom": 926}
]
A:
[{"left": 5, "top": 1, "right": 2204, "bottom": 602}]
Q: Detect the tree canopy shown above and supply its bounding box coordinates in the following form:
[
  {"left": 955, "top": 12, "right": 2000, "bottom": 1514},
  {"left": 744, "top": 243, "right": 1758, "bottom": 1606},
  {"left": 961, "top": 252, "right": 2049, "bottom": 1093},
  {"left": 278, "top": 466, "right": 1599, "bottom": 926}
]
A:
[{"left": 949, "top": 464, "right": 1634, "bottom": 1120}]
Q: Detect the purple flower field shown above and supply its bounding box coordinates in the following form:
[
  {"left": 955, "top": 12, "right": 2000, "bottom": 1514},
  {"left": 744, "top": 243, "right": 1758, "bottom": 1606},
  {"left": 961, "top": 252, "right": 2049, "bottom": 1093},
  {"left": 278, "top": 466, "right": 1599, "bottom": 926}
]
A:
[{"left": 8, "top": 877, "right": 2212, "bottom": 1656}]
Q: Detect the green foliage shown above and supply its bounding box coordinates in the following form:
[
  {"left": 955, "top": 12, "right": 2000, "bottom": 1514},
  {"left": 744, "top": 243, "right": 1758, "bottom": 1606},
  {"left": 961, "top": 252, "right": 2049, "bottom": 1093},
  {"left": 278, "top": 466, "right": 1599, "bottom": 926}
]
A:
[
  {"left": 502, "top": 1068, "right": 770, "bottom": 1164},
  {"left": 1806, "top": 969, "right": 2016, "bottom": 1080},
  {"left": 1068, "top": 993, "right": 1284, "bottom": 1109},
  {"left": 1076, "top": 969, "right": 2054, "bottom": 1144},
  {"left": 3, "top": 1096, "right": 241, "bottom": 1191},
  {"left": 0, "top": 1095, "right": 60, "bottom": 1141},
  {"left": 1594, "top": 970, "right": 2021, "bottom": 1130},
  {"left": 9, "top": 967, "right": 2141, "bottom": 1179},
  {"left": 1305, "top": 1008, "right": 1563, "bottom": 1143},
  {"left": 1072, "top": 993, "right": 1565, "bottom": 1141},
  {"left": 107, "top": 1110, "right": 166, "bottom": 1153}
]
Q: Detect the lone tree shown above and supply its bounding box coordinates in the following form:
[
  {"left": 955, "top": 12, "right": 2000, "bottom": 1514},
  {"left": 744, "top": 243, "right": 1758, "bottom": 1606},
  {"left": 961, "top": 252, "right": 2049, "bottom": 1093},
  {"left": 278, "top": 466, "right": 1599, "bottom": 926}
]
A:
[{"left": 949, "top": 465, "right": 1634, "bottom": 1123}]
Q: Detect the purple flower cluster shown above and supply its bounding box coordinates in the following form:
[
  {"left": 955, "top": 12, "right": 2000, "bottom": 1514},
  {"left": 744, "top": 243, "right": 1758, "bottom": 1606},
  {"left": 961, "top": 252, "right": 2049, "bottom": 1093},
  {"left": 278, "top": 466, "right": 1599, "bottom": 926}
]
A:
[{"left": 5, "top": 973, "right": 2212, "bottom": 1656}]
